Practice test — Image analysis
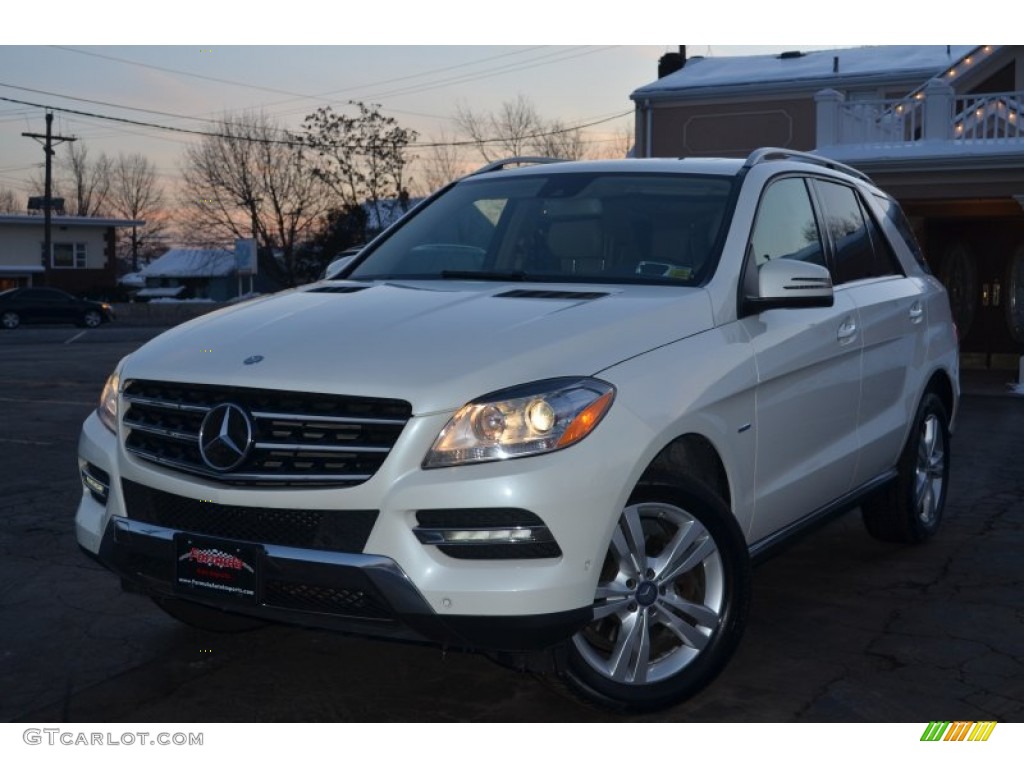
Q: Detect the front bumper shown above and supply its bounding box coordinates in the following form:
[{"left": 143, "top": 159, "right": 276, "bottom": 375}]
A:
[{"left": 93, "top": 515, "right": 589, "bottom": 651}]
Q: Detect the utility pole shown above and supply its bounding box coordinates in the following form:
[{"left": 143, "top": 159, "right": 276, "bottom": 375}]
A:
[{"left": 23, "top": 112, "right": 76, "bottom": 284}]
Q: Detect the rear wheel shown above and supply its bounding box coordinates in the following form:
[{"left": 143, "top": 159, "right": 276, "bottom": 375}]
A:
[
  {"left": 152, "top": 596, "right": 267, "bottom": 633},
  {"left": 563, "top": 482, "right": 751, "bottom": 712},
  {"left": 1, "top": 311, "right": 20, "bottom": 330},
  {"left": 862, "top": 392, "right": 950, "bottom": 543}
]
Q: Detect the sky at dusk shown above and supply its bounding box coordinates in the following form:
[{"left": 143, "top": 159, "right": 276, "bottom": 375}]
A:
[{"left": 0, "top": 3, "right": 971, "bottom": 227}]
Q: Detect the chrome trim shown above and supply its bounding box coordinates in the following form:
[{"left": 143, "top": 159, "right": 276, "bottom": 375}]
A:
[
  {"left": 251, "top": 410, "right": 408, "bottom": 426},
  {"left": 123, "top": 447, "right": 373, "bottom": 484},
  {"left": 253, "top": 442, "right": 390, "bottom": 454},
  {"left": 123, "top": 419, "right": 197, "bottom": 442},
  {"left": 123, "top": 395, "right": 211, "bottom": 414}
]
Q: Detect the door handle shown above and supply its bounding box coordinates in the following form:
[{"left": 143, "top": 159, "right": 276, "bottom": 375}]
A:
[
  {"left": 909, "top": 301, "right": 924, "bottom": 324},
  {"left": 837, "top": 316, "right": 858, "bottom": 345}
]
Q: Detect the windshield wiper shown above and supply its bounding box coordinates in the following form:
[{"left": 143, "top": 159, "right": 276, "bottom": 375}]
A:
[{"left": 440, "top": 270, "right": 529, "bottom": 281}]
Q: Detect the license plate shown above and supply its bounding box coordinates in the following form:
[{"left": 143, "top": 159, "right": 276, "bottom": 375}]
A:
[{"left": 174, "top": 534, "right": 260, "bottom": 605}]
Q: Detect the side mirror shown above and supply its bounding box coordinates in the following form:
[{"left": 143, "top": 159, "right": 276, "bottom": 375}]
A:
[{"left": 744, "top": 259, "right": 834, "bottom": 313}]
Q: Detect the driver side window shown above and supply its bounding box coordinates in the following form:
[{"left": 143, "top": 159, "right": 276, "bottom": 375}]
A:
[{"left": 749, "top": 178, "right": 826, "bottom": 269}]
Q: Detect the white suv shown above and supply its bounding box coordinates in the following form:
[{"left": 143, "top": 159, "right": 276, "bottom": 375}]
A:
[{"left": 76, "top": 149, "right": 959, "bottom": 711}]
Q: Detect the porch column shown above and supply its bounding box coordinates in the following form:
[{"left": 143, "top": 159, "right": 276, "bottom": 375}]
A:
[
  {"left": 814, "top": 89, "right": 844, "bottom": 149},
  {"left": 922, "top": 79, "right": 954, "bottom": 142}
]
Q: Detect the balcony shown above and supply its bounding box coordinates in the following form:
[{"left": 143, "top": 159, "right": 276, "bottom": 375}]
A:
[{"left": 815, "top": 80, "right": 1024, "bottom": 162}]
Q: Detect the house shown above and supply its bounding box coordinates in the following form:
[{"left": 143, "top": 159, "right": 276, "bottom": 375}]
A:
[
  {"left": 135, "top": 248, "right": 238, "bottom": 302},
  {"left": 631, "top": 45, "right": 1024, "bottom": 371},
  {"left": 0, "top": 213, "right": 143, "bottom": 295}
]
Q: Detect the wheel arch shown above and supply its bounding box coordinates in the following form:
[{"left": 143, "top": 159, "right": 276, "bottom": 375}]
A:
[
  {"left": 924, "top": 368, "right": 956, "bottom": 431},
  {"left": 638, "top": 433, "right": 732, "bottom": 510}
]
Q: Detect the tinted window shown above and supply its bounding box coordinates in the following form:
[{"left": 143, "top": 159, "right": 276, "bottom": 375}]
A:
[
  {"left": 21, "top": 289, "right": 56, "bottom": 301},
  {"left": 815, "top": 181, "right": 903, "bottom": 282},
  {"left": 351, "top": 173, "right": 735, "bottom": 285},
  {"left": 874, "top": 193, "right": 929, "bottom": 273},
  {"left": 813, "top": 181, "right": 878, "bottom": 284},
  {"left": 749, "top": 177, "right": 825, "bottom": 269}
]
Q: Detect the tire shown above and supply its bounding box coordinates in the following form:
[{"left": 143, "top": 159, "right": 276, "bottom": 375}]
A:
[
  {"left": 862, "top": 392, "right": 950, "bottom": 544},
  {"left": 81, "top": 310, "right": 103, "bottom": 328},
  {"left": 152, "top": 596, "right": 267, "bottom": 633},
  {"left": 1, "top": 311, "right": 20, "bottom": 330},
  {"left": 562, "top": 482, "right": 751, "bottom": 712}
]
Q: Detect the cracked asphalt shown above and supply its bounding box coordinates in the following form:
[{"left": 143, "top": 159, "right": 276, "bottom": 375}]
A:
[{"left": 0, "top": 325, "right": 1021, "bottom": 722}]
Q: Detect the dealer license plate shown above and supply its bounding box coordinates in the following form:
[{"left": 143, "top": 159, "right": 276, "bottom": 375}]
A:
[{"left": 174, "top": 534, "right": 260, "bottom": 605}]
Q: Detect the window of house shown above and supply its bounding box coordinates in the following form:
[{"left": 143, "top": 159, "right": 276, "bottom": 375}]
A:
[{"left": 46, "top": 242, "right": 88, "bottom": 269}]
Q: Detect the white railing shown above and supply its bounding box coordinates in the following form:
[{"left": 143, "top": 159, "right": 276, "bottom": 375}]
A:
[
  {"left": 835, "top": 97, "right": 925, "bottom": 145},
  {"left": 953, "top": 91, "right": 1023, "bottom": 142},
  {"left": 816, "top": 84, "right": 1024, "bottom": 150}
]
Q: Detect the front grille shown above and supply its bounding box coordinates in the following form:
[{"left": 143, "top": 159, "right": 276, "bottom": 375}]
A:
[
  {"left": 122, "top": 480, "right": 378, "bottom": 553},
  {"left": 122, "top": 379, "right": 411, "bottom": 487}
]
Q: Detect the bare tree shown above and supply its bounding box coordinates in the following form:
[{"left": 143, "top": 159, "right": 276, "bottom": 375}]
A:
[
  {"left": 108, "top": 153, "right": 167, "bottom": 272},
  {"left": 0, "top": 186, "right": 19, "bottom": 213},
  {"left": 302, "top": 101, "right": 417, "bottom": 245},
  {"left": 531, "top": 120, "right": 587, "bottom": 160},
  {"left": 454, "top": 94, "right": 542, "bottom": 163},
  {"left": 588, "top": 122, "right": 636, "bottom": 160},
  {"left": 61, "top": 142, "right": 112, "bottom": 216},
  {"left": 417, "top": 128, "right": 466, "bottom": 194},
  {"left": 179, "top": 112, "right": 330, "bottom": 286}
]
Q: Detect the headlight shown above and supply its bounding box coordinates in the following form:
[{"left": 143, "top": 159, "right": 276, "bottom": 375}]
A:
[
  {"left": 97, "top": 361, "right": 124, "bottom": 434},
  {"left": 423, "top": 377, "right": 615, "bottom": 469}
]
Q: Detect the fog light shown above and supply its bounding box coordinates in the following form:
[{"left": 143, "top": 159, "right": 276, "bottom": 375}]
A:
[{"left": 81, "top": 462, "right": 110, "bottom": 505}]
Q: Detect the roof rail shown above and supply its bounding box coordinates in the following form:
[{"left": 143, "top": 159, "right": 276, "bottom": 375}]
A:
[
  {"left": 470, "top": 156, "right": 566, "bottom": 175},
  {"left": 742, "top": 147, "right": 873, "bottom": 184}
]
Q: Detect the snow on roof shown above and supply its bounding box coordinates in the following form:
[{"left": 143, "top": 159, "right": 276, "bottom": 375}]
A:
[
  {"left": 140, "top": 248, "right": 235, "bottom": 278},
  {"left": 632, "top": 46, "right": 979, "bottom": 100}
]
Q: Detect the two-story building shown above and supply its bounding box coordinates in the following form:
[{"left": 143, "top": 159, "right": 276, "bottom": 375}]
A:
[
  {"left": 0, "top": 213, "right": 143, "bottom": 296},
  {"left": 632, "top": 45, "right": 1024, "bottom": 371}
]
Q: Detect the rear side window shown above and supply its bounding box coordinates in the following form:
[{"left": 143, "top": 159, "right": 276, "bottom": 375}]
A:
[
  {"left": 814, "top": 180, "right": 899, "bottom": 283},
  {"left": 749, "top": 177, "right": 825, "bottom": 269},
  {"left": 873, "top": 193, "right": 930, "bottom": 274}
]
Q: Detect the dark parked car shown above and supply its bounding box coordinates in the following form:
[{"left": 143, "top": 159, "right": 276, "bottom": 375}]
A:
[{"left": 0, "top": 287, "right": 115, "bottom": 330}]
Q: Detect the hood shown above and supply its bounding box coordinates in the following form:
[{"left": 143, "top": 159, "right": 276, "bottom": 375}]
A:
[{"left": 122, "top": 281, "right": 714, "bottom": 414}]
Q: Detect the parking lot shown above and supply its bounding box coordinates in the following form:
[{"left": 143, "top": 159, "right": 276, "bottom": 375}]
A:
[{"left": 1, "top": 325, "right": 1022, "bottom": 723}]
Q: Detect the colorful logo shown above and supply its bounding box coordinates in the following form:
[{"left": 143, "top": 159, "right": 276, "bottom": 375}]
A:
[{"left": 921, "top": 721, "right": 997, "bottom": 742}]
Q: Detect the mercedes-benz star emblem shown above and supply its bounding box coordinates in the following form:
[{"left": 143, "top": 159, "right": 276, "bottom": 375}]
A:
[{"left": 198, "top": 403, "right": 253, "bottom": 472}]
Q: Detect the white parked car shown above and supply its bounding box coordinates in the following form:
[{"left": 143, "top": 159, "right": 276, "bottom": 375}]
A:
[{"left": 76, "top": 150, "right": 959, "bottom": 711}]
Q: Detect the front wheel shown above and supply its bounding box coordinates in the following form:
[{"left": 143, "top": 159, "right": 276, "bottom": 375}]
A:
[
  {"left": 81, "top": 310, "right": 103, "bottom": 328},
  {"left": 563, "top": 482, "right": 751, "bottom": 712},
  {"left": 1, "top": 311, "right": 20, "bottom": 330},
  {"left": 862, "top": 392, "right": 950, "bottom": 543}
]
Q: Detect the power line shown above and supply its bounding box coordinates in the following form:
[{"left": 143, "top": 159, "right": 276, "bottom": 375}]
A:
[{"left": 1, "top": 94, "right": 634, "bottom": 150}]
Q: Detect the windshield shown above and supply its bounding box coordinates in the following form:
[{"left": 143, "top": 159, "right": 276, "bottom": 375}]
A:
[{"left": 350, "top": 172, "right": 735, "bottom": 285}]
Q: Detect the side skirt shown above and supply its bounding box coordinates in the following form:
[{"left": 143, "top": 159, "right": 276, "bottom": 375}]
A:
[{"left": 748, "top": 470, "right": 898, "bottom": 565}]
